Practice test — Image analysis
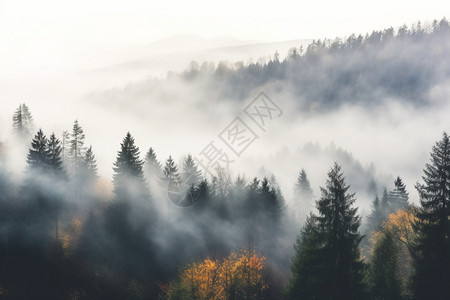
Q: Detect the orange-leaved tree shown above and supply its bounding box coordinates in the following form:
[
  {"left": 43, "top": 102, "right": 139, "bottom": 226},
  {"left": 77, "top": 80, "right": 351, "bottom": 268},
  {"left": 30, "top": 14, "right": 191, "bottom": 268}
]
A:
[{"left": 167, "top": 250, "right": 268, "bottom": 300}]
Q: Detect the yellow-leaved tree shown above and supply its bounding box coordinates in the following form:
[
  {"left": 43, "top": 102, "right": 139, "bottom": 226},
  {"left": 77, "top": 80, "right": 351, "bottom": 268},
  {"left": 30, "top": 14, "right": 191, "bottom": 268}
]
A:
[
  {"left": 167, "top": 250, "right": 268, "bottom": 300},
  {"left": 368, "top": 208, "right": 418, "bottom": 298}
]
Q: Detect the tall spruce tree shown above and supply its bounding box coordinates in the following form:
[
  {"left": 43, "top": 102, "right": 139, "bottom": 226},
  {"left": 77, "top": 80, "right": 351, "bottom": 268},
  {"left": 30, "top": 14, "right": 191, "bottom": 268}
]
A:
[
  {"left": 367, "top": 195, "right": 383, "bottom": 233},
  {"left": 12, "top": 103, "right": 34, "bottom": 138},
  {"left": 46, "top": 133, "right": 66, "bottom": 178},
  {"left": 61, "top": 130, "right": 70, "bottom": 163},
  {"left": 388, "top": 176, "right": 409, "bottom": 212},
  {"left": 145, "top": 147, "right": 162, "bottom": 179},
  {"left": 69, "top": 120, "right": 86, "bottom": 170},
  {"left": 367, "top": 178, "right": 378, "bottom": 198},
  {"left": 285, "top": 214, "right": 324, "bottom": 299},
  {"left": 113, "top": 132, "right": 148, "bottom": 201},
  {"left": 412, "top": 132, "right": 450, "bottom": 299},
  {"left": 380, "top": 187, "right": 390, "bottom": 218},
  {"left": 293, "top": 169, "right": 314, "bottom": 224},
  {"left": 287, "top": 163, "right": 365, "bottom": 299},
  {"left": 181, "top": 154, "right": 202, "bottom": 185},
  {"left": 83, "top": 145, "right": 98, "bottom": 180},
  {"left": 164, "top": 155, "right": 180, "bottom": 182},
  {"left": 26, "top": 129, "right": 49, "bottom": 171},
  {"left": 315, "top": 163, "right": 365, "bottom": 299}
]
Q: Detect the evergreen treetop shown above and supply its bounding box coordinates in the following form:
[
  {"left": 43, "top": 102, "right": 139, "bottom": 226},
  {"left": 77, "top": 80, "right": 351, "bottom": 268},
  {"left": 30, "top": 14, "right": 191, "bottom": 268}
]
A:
[
  {"left": 12, "top": 103, "right": 34, "bottom": 138},
  {"left": 413, "top": 132, "right": 450, "bottom": 299}
]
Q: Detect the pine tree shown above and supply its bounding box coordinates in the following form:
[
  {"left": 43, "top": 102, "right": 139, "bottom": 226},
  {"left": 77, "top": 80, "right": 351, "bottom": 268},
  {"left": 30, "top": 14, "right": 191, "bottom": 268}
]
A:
[
  {"left": 181, "top": 154, "right": 202, "bottom": 186},
  {"left": 192, "top": 179, "right": 211, "bottom": 210},
  {"left": 144, "top": 147, "right": 162, "bottom": 179},
  {"left": 164, "top": 155, "right": 180, "bottom": 182},
  {"left": 314, "top": 163, "right": 365, "bottom": 299},
  {"left": 293, "top": 169, "right": 314, "bottom": 223},
  {"left": 367, "top": 195, "right": 383, "bottom": 232},
  {"left": 367, "top": 178, "right": 378, "bottom": 197},
  {"left": 61, "top": 130, "right": 70, "bottom": 163},
  {"left": 113, "top": 132, "right": 148, "bottom": 201},
  {"left": 287, "top": 163, "right": 365, "bottom": 299},
  {"left": 380, "top": 187, "right": 390, "bottom": 218},
  {"left": 388, "top": 176, "right": 409, "bottom": 212},
  {"left": 367, "top": 231, "right": 402, "bottom": 300},
  {"left": 83, "top": 145, "right": 98, "bottom": 179},
  {"left": 26, "top": 129, "right": 49, "bottom": 171},
  {"left": 412, "top": 132, "right": 450, "bottom": 299},
  {"left": 261, "top": 177, "right": 284, "bottom": 222},
  {"left": 46, "top": 133, "right": 66, "bottom": 178},
  {"left": 12, "top": 103, "right": 34, "bottom": 137},
  {"left": 285, "top": 215, "right": 324, "bottom": 299},
  {"left": 69, "top": 120, "right": 86, "bottom": 170}
]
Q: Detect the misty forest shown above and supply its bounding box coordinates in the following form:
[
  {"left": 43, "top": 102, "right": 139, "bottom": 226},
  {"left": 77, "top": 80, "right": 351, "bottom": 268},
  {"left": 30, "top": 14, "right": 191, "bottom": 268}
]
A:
[{"left": 1, "top": 19, "right": 450, "bottom": 300}]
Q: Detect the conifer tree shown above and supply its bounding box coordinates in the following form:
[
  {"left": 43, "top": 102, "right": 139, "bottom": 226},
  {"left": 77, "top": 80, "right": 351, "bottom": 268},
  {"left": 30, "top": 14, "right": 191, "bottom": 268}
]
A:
[
  {"left": 69, "top": 120, "right": 86, "bottom": 170},
  {"left": 413, "top": 132, "right": 450, "bottom": 299},
  {"left": 46, "top": 133, "right": 66, "bottom": 178},
  {"left": 315, "top": 163, "right": 365, "bottom": 299},
  {"left": 164, "top": 155, "right": 180, "bottom": 182},
  {"left": 269, "top": 174, "right": 285, "bottom": 205},
  {"left": 285, "top": 215, "right": 324, "bottom": 299},
  {"left": 367, "top": 231, "right": 402, "bottom": 300},
  {"left": 367, "top": 178, "right": 378, "bottom": 197},
  {"left": 83, "top": 145, "right": 98, "bottom": 180},
  {"left": 287, "top": 163, "right": 365, "bottom": 299},
  {"left": 113, "top": 132, "right": 148, "bottom": 201},
  {"left": 26, "top": 129, "right": 49, "bottom": 171},
  {"left": 388, "top": 176, "right": 409, "bottom": 212},
  {"left": 293, "top": 169, "right": 313, "bottom": 223},
  {"left": 61, "top": 130, "right": 70, "bottom": 163},
  {"left": 144, "top": 147, "right": 162, "bottom": 179},
  {"left": 380, "top": 187, "right": 390, "bottom": 218},
  {"left": 12, "top": 103, "right": 34, "bottom": 138},
  {"left": 367, "top": 195, "right": 383, "bottom": 233},
  {"left": 181, "top": 154, "right": 202, "bottom": 185}
]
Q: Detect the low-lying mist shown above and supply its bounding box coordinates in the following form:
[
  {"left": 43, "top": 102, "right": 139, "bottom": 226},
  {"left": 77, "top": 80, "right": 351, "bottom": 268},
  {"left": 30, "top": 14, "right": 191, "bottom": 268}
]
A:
[{"left": 1, "top": 18, "right": 449, "bottom": 299}]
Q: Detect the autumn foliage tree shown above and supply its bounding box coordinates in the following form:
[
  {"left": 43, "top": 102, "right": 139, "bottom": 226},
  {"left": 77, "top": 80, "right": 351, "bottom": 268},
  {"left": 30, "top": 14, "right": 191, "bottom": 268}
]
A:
[
  {"left": 167, "top": 250, "right": 268, "bottom": 300},
  {"left": 367, "top": 208, "right": 417, "bottom": 298}
]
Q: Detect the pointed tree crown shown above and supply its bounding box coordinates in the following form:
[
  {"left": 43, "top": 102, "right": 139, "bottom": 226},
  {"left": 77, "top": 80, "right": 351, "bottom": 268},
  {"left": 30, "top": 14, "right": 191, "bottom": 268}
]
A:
[
  {"left": 13, "top": 103, "right": 34, "bottom": 137},
  {"left": 113, "top": 132, "right": 144, "bottom": 179},
  {"left": 27, "top": 129, "right": 49, "bottom": 170}
]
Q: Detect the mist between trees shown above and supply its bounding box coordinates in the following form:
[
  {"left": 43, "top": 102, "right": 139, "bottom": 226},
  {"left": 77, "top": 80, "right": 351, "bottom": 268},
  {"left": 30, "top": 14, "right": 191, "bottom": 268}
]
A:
[
  {"left": 0, "top": 18, "right": 449, "bottom": 300},
  {"left": 0, "top": 104, "right": 448, "bottom": 299}
]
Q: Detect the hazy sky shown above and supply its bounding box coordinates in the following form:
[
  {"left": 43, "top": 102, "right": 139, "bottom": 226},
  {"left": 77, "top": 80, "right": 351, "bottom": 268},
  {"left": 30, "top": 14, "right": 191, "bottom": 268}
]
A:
[{"left": 1, "top": 0, "right": 449, "bottom": 76}]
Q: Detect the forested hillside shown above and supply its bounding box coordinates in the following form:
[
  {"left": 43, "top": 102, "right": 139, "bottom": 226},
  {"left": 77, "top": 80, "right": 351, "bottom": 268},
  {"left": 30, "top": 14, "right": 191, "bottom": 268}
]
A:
[{"left": 0, "top": 20, "right": 449, "bottom": 299}]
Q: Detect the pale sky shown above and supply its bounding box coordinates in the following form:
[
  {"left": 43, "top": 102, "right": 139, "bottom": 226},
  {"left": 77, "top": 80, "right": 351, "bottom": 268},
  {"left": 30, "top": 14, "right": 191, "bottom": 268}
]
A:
[
  {"left": 0, "top": 0, "right": 448, "bottom": 96},
  {"left": 0, "top": 0, "right": 448, "bottom": 61}
]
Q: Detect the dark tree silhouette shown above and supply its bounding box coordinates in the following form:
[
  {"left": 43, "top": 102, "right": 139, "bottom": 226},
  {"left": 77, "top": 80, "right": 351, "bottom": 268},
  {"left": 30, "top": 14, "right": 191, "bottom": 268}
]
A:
[
  {"left": 47, "top": 133, "right": 66, "bottom": 178},
  {"left": 413, "top": 132, "right": 450, "bottom": 299},
  {"left": 367, "top": 231, "right": 402, "bottom": 300},
  {"left": 113, "top": 132, "right": 148, "bottom": 202},
  {"left": 286, "top": 163, "right": 365, "bottom": 299},
  {"left": 27, "top": 129, "right": 49, "bottom": 170}
]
